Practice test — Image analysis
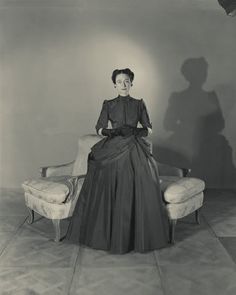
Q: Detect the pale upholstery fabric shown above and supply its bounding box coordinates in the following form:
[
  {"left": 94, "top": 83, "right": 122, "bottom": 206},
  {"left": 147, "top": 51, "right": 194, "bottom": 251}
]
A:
[
  {"left": 43, "top": 162, "right": 74, "bottom": 177},
  {"left": 72, "top": 134, "right": 102, "bottom": 176},
  {"left": 24, "top": 178, "right": 85, "bottom": 219},
  {"left": 163, "top": 177, "right": 205, "bottom": 204},
  {"left": 160, "top": 176, "right": 182, "bottom": 191},
  {"left": 22, "top": 134, "right": 205, "bottom": 244},
  {"left": 166, "top": 192, "right": 204, "bottom": 219},
  {"left": 22, "top": 179, "right": 70, "bottom": 204},
  {"left": 23, "top": 177, "right": 84, "bottom": 205}
]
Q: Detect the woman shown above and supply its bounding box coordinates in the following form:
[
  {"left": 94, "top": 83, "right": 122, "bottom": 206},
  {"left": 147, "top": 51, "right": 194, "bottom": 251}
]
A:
[{"left": 65, "top": 68, "right": 169, "bottom": 254}]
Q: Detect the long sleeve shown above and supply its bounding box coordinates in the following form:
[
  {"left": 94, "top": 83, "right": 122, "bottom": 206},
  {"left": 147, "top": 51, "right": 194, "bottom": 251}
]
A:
[
  {"left": 95, "top": 100, "right": 109, "bottom": 133},
  {"left": 139, "top": 99, "right": 152, "bottom": 129}
]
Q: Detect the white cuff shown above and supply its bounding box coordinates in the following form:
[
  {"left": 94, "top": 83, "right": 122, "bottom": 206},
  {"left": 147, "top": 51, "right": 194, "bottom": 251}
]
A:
[{"left": 98, "top": 128, "right": 103, "bottom": 136}]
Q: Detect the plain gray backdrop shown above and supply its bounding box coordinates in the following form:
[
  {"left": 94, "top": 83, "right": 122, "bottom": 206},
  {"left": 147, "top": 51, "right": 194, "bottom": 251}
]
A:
[{"left": 0, "top": 0, "right": 236, "bottom": 189}]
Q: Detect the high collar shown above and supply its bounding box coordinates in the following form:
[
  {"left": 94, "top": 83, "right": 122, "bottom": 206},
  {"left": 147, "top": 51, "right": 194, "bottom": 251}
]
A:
[{"left": 117, "top": 95, "right": 131, "bottom": 101}]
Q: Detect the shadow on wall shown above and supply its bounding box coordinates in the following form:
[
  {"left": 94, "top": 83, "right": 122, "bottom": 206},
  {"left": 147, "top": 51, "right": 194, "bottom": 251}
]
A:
[{"left": 155, "top": 57, "right": 236, "bottom": 188}]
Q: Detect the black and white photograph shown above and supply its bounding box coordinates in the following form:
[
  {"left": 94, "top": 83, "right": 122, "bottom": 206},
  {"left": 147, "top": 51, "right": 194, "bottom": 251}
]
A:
[{"left": 0, "top": 0, "right": 236, "bottom": 294}]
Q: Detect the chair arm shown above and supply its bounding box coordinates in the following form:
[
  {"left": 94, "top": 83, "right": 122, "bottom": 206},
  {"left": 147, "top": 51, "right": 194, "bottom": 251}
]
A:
[
  {"left": 181, "top": 168, "right": 191, "bottom": 177},
  {"left": 40, "top": 160, "right": 75, "bottom": 177},
  {"left": 157, "top": 162, "right": 191, "bottom": 177}
]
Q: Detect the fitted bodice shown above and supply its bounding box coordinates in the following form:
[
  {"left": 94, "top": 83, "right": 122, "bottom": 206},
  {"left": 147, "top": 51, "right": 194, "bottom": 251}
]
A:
[{"left": 95, "top": 95, "right": 152, "bottom": 132}]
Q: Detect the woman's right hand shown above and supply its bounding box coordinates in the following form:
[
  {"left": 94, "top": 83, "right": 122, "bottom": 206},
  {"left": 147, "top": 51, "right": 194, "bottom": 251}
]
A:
[
  {"left": 101, "top": 128, "right": 121, "bottom": 137},
  {"left": 101, "top": 126, "right": 134, "bottom": 137}
]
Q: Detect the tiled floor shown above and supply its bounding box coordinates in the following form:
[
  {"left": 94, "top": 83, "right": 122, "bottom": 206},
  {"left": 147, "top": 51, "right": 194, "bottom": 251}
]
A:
[{"left": 0, "top": 188, "right": 236, "bottom": 295}]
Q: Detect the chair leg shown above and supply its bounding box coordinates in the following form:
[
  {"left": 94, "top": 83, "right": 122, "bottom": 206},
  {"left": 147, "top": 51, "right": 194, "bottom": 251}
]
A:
[
  {"left": 169, "top": 219, "right": 177, "bottom": 244},
  {"left": 195, "top": 209, "right": 201, "bottom": 225},
  {"left": 27, "top": 207, "right": 34, "bottom": 224},
  {"left": 52, "top": 219, "right": 61, "bottom": 242}
]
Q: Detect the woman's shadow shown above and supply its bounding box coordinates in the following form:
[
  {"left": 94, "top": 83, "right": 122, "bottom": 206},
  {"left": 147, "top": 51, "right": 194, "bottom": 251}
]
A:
[{"left": 157, "top": 57, "right": 236, "bottom": 188}]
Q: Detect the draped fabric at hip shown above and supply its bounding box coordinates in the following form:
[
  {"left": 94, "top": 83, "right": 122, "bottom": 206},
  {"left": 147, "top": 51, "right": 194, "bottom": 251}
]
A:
[{"left": 65, "top": 135, "right": 169, "bottom": 254}]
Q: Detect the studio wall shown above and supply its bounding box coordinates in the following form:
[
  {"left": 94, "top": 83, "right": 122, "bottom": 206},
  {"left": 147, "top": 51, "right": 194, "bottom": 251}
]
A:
[{"left": 0, "top": 0, "right": 235, "bottom": 188}]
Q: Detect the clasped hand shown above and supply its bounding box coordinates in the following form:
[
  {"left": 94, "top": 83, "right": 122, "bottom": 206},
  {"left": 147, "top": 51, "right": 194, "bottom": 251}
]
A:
[
  {"left": 101, "top": 125, "right": 148, "bottom": 137},
  {"left": 119, "top": 125, "right": 134, "bottom": 137}
]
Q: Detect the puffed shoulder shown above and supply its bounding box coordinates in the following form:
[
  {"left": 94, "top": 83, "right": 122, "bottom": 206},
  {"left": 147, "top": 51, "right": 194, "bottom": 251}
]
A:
[
  {"left": 104, "top": 98, "right": 115, "bottom": 103},
  {"left": 139, "top": 99, "right": 150, "bottom": 112},
  {"left": 100, "top": 99, "right": 109, "bottom": 108},
  {"left": 139, "top": 98, "right": 147, "bottom": 107}
]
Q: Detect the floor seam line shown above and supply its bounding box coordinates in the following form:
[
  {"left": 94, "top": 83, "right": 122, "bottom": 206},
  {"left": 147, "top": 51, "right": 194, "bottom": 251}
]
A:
[
  {"left": 201, "top": 212, "right": 218, "bottom": 238},
  {"left": 0, "top": 216, "right": 27, "bottom": 258},
  {"left": 153, "top": 251, "right": 167, "bottom": 295},
  {"left": 67, "top": 245, "right": 83, "bottom": 295},
  {"left": 217, "top": 238, "right": 236, "bottom": 268}
]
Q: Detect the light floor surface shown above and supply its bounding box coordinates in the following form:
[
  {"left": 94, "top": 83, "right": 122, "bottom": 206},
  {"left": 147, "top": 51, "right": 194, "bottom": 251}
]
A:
[{"left": 0, "top": 188, "right": 236, "bottom": 295}]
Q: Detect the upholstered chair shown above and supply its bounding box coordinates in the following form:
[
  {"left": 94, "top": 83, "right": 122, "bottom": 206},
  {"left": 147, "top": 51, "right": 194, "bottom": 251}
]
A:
[
  {"left": 22, "top": 134, "right": 205, "bottom": 244},
  {"left": 158, "top": 164, "right": 205, "bottom": 243},
  {"left": 22, "top": 135, "right": 101, "bottom": 242}
]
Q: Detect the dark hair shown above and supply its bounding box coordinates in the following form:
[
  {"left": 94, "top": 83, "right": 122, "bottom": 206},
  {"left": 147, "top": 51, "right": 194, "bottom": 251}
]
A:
[{"left": 111, "top": 68, "right": 134, "bottom": 84}]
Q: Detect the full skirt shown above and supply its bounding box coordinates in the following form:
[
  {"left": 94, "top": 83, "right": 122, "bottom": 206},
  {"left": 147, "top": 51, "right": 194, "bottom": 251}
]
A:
[{"left": 65, "top": 135, "right": 169, "bottom": 254}]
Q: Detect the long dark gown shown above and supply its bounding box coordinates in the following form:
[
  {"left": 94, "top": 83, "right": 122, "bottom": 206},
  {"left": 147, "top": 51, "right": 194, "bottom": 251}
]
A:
[{"left": 65, "top": 95, "right": 169, "bottom": 254}]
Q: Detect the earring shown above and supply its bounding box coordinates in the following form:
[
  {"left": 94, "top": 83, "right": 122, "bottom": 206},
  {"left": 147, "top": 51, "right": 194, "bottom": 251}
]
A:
[{"left": 114, "top": 85, "right": 116, "bottom": 88}]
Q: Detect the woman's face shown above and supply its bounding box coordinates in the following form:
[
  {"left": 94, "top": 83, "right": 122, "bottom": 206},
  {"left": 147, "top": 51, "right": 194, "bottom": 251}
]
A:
[{"left": 114, "top": 73, "right": 132, "bottom": 96}]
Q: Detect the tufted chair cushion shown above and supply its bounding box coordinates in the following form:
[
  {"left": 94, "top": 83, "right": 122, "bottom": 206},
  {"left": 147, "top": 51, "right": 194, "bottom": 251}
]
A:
[
  {"left": 72, "top": 134, "right": 102, "bottom": 176},
  {"left": 166, "top": 192, "right": 204, "bottom": 219},
  {"left": 22, "top": 179, "right": 70, "bottom": 204},
  {"left": 162, "top": 177, "right": 205, "bottom": 204}
]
